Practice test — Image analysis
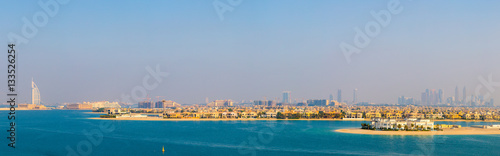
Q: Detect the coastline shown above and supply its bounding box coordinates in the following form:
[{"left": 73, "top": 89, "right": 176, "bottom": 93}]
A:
[
  {"left": 87, "top": 117, "right": 500, "bottom": 122},
  {"left": 335, "top": 128, "right": 500, "bottom": 135},
  {"left": 88, "top": 117, "right": 350, "bottom": 121}
]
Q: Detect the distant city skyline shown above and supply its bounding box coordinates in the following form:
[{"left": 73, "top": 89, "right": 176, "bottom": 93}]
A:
[
  {"left": 10, "top": 77, "right": 498, "bottom": 106},
  {"left": 1, "top": 1, "right": 500, "bottom": 105}
]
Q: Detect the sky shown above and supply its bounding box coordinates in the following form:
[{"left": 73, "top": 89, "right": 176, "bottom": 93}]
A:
[{"left": 1, "top": 0, "right": 499, "bottom": 105}]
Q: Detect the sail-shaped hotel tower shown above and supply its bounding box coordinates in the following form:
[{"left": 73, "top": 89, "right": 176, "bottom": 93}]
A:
[{"left": 32, "top": 78, "right": 41, "bottom": 105}]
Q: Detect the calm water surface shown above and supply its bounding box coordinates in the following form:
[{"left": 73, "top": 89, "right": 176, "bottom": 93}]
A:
[{"left": 0, "top": 110, "right": 499, "bottom": 156}]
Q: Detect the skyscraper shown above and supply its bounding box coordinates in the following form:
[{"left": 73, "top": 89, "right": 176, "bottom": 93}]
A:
[
  {"left": 398, "top": 96, "right": 405, "bottom": 105},
  {"left": 337, "top": 89, "right": 342, "bottom": 103},
  {"left": 329, "top": 94, "right": 334, "bottom": 101},
  {"left": 425, "top": 89, "right": 430, "bottom": 105},
  {"left": 398, "top": 96, "right": 414, "bottom": 105},
  {"left": 421, "top": 89, "right": 441, "bottom": 106},
  {"left": 463, "top": 87, "right": 466, "bottom": 105},
  {"left": 455, "top": 86, "right": 459, "bottom": 105},
  {"left": 438, "top": 89, "right": 443, "bottom": 104},
  {"left": 353, "top": 89, "right": 357, "bottom": 104},
  {"left": 421, "top": 92, "right": 427, "bottom": 105},
  {"left": 32, "top": 78, "right": 41, "bottom": 105},
  {"left": 282, "top": 91, "right": 291, "bottom": 104}
]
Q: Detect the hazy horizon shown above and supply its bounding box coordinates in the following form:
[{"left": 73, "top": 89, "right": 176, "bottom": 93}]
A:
[{"left": 2, "top": 0, "right": 499, "bottom": 105}]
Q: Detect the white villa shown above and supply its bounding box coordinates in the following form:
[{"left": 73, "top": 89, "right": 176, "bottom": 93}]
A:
[
  {"left": 371, "top": 118, "right": 434, "bottom": 130},
  {"left": 471, "top": 125, "right": 500, "bottom": 129}
]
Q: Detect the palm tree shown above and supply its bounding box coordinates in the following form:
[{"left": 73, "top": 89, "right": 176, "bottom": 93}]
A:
[{"left": 397, "top": 124, "right": 402, "bottom": 129}]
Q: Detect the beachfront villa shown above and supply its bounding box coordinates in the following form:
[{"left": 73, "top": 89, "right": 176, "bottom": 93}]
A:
[
  {"left": 371, "top": 118, "right": 434, "bottom": 130},
  {"left": 471, "top": 125, "right": 500, "bottom": 129}
]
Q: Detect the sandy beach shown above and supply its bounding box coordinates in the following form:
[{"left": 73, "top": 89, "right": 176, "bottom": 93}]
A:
[{"left": 335, "top": 127, "right": 500, "bottom": 135}]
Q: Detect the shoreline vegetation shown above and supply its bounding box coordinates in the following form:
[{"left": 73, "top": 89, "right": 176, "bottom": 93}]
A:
[{"left": 335, "top": 128, "right": 500, "bottom": 135}]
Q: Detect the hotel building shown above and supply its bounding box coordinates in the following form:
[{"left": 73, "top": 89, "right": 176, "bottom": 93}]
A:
[
  {"left": 65, "top": 104, "right": 93, "bottom": 110},
  {"left": 83, "top": 101, "right": 121, "bottom": 108},
  {"left": 18, "top": 79, "right": 47, "bottom": 110}
]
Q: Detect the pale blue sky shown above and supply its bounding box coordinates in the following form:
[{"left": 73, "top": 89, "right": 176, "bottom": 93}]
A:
[{"left": 1, "top": 0, "right": 499, "bottom": 105}]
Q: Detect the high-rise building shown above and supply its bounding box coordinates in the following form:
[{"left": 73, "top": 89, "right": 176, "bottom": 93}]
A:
[
  {"left": 420, "top": 89, "right": 429, "bottom": 105},
  {"left": 156, "top": 100, "right": 180, "bottom": 108},
  {"left": 353, "top": 89, "right": 358, "bottom": 104},
  {"left": 267, "top": 100, "right": 276, "bottom": 107},
  {"left": 398, "top": 96, "right": 405, "bottom": 105},
  {"left": 425, "top": 89, "right": 430, "bottom": 105},
  {"left": 138, "top": 101, "right": 154, "bottom": 108},
  {"left": 254, "top": 100, "right": 275, "bottom": 107},
  {"left": 306, "top": 99, "right": 330, "bottom": 106},
  {"left": 337, "top": 89, "right": 342, "bottom": 103},
  {"left": 329, "top": 94, "right": 334, "bottom": 101},
  {"left": 438, "top": 89, "right": 443, "bottom": 104},
  {"left": 406, "top": 97, "right": 414, "bottom": 105},
  {"left": 455, "top": 86, "right": 459, "bottom": 105},
  {"left": 447, "top": 97, "right": 454, "bottom": 104},
  {"left": 207, "top": 100, "right": 233, "bottom": 107},
  {"left": 462, "top": 87, "right": 466, "bottom": 105},
  {"left": 421, "top": 89, "right": 441, "bottom": 106},
  {"left": 421, "top": 92, "right": 427, "bottom": 105},
  {"left": 429, "top": 89, "right": 436, "bottom": 105},
  {"left": 32, "top": 79, "right": 41, "bottom": 105},
  {"left": 282, "top": 91, "right": 291, "bottom": 104},
  {"left": 254, "top": 100, "right": 265, "bottom": 106},
  {"left": 398, "top": 96, "right": 414, "bottom": 105}
]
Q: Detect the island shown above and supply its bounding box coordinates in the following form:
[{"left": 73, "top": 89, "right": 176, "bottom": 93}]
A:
[{"left": 336, "top": 118, "right": 500, "bottom": 135}]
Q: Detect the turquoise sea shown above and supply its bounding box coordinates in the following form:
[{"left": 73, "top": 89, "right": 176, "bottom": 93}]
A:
[{"left": 1, "top": 110, "right": 499, "bottom": 156}]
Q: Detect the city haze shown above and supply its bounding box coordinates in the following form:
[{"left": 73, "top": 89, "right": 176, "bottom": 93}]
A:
[{"left": 1, "top": 0, "right": 499, "bottom": 105}]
